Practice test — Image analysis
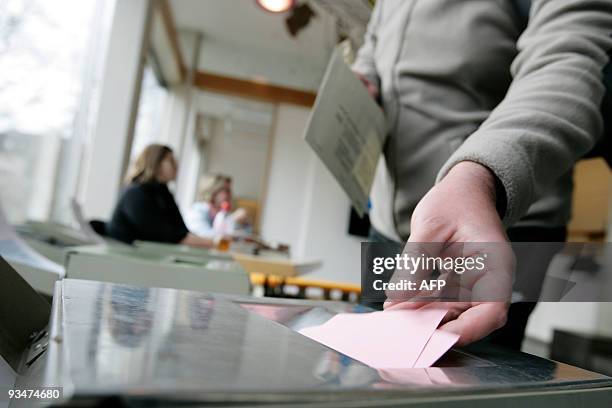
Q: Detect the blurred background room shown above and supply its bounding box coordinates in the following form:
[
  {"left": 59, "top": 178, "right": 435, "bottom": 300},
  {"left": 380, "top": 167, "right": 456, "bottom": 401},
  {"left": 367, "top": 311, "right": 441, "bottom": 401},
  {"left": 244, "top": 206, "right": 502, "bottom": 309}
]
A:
[{"left": 1, "top": 0, "right": 612, "bottom": 377}]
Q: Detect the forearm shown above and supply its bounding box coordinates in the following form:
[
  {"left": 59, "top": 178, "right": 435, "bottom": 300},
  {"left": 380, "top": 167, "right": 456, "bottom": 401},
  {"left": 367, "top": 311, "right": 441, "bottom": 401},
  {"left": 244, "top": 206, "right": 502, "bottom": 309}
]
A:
[
  {"left": 437, "top": 0, "right": 612, "bottom": 225},
  {"left": 180, "top": 232, "right": 214, "bottom": 249}
]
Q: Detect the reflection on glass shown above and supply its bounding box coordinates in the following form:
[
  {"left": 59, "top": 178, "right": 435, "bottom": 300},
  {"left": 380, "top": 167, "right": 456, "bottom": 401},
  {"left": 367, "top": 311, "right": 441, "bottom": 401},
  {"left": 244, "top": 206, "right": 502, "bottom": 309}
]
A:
[
  {"left": 109, "top": 286, "right": 153, "bottom": 348},
  {"left": 188, "top": 294, "right": 214, "bottom": 330}
]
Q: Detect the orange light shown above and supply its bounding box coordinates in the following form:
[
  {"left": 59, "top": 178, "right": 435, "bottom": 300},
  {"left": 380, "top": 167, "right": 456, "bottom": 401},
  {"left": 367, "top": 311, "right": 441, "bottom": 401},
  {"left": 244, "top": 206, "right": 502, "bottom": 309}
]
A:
[{"left": 256, "top": 0, "right": 295, "bottom": 13}]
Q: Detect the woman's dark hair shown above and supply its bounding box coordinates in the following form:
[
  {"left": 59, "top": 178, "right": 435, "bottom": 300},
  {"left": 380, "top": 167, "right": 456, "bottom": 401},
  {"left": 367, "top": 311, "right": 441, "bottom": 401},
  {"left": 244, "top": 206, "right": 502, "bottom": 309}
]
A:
[{"left": 125, "top": 144, "right": 173, "bottom": 184}]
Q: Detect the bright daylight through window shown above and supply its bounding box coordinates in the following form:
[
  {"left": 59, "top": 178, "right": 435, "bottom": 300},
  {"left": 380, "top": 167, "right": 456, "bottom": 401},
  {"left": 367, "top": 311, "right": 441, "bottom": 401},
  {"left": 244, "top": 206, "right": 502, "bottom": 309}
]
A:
[{"left": 0, "top": 0, "right": 114, "bottom": 224}]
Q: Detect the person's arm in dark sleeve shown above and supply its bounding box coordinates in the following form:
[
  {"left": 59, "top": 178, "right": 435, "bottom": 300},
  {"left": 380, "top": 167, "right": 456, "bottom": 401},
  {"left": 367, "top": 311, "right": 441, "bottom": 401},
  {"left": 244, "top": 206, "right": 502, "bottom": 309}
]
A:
[
  {"left": 180, "top": 233, "right": 214, "bottom": 248},
  {"left": 165, "top": 197, "right": 191, "bottom": 244},
  {"left": 122, "top": 187, "right": 189, "bottom": 243},
  {"left": 437, "top": 0, "right": 612, "bottom": 226},
  {"left": 158, "top": 191, "right": 215, "bottom": 248}
]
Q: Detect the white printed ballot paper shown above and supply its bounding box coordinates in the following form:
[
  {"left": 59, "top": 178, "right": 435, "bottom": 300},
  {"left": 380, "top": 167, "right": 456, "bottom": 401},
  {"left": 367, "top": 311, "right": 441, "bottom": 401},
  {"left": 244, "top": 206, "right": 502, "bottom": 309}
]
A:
[{"left": 304, "top": 49, "right": 386, "bottom": 216}]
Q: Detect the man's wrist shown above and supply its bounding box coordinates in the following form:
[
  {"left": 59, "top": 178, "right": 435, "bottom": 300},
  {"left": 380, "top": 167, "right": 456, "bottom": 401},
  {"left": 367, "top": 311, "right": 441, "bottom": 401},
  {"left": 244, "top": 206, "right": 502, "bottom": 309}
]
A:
[
  {"left": 444, "top": 161, "right": 505, "bottom": 217},
  {"left": 493, "top": 173, "right": 507, "bottom": 220}
]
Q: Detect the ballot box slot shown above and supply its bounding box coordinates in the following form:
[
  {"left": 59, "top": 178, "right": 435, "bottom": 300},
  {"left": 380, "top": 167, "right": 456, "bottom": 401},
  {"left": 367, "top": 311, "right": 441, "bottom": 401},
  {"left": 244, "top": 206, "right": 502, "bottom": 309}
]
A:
[
  {"left": 169, "top": 255, "right": 206, "bottom": 266},
  {"left": 236, "top": 301, "right": 494, "bottom": 369}
]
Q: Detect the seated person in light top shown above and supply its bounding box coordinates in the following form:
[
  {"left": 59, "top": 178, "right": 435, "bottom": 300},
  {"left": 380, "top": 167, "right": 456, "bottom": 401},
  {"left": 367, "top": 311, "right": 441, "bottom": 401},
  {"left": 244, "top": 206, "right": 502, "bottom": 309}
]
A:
[
  {"left": 186, "top": 174, "right": 252, "bottom": 237},
  {"left": 107, "top": 144, "right": 213, "bottom": 248}
]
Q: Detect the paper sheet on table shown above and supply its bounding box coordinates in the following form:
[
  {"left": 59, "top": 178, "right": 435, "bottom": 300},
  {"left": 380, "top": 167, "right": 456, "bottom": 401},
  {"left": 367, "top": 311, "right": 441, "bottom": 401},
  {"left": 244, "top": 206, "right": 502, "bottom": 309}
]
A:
[
  {"left": 303, "top": 48, "right": 386, "bottom": 216},
  {"left": 299, "top": 308, "right": 459, "bottom": 369},
  {"left": 0, "top": 205, "right": 64, "bottom": 276}
]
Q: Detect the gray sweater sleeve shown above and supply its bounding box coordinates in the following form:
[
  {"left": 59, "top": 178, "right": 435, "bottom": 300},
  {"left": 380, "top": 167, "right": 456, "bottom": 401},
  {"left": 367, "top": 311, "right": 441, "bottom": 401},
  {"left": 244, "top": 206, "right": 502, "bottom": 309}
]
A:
[
  {"left": 437, "top": 0, "right": 612, "bottom": 227},
  {"left": 351, "top": 0, "right": 382, "bottom": 88}
]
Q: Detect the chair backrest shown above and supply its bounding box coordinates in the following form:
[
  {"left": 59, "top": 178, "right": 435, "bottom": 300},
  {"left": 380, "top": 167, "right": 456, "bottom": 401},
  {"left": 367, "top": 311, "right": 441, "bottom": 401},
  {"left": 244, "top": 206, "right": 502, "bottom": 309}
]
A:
[
  {"left": 70, "top": 198, "right": 107, "bottom": 243},
  {"left": 88, "top": 220, "right": 107, "bottom": 237}
]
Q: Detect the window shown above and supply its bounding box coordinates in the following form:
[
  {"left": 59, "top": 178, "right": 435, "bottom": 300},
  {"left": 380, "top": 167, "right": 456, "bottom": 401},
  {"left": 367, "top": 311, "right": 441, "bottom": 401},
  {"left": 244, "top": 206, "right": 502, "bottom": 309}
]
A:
[
  {"left": 130, "top": 64, "right": 169, "bottom": 159},
  {"left": 0, "top": 0, "right": 114, "bottom": 223}
]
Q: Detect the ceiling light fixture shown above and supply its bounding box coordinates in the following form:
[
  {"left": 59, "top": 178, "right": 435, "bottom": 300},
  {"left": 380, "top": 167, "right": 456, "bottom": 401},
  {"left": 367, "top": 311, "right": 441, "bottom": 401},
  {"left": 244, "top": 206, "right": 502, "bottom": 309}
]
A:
[{"left": 255, "top": 0, "right": 295, "bottom": 13}]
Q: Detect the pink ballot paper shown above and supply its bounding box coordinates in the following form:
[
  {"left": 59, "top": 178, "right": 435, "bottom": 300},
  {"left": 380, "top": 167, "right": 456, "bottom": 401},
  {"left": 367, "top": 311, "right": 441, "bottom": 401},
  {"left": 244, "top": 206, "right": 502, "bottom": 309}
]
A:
[{"left": 299, "top": 308, "right": 459, "bottom": 369}]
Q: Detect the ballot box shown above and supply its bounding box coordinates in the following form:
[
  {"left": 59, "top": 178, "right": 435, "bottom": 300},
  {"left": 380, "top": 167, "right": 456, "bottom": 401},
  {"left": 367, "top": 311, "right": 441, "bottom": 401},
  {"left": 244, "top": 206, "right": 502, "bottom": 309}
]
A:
[
  {"left": 16, "top": 220, "right": 129, "bottom": 265},
  {"left": 0, "top": 257, "right": 54, "bottom": 408},
  {"left": 0, "top": 225, "right": 65, "bottom": 297},
  {"left": 134, "top": 240, "right": 321, "bottom": 278},
  {"left": 16, "top": 220, "right": 93, "bottom": 247},
  {"left": 4, "top": 269, "right": 609, "bottom": 408},
  {"left": 0, "top": 238, "right": 63, "bottom": 297},
  {"left": 64, "top": 245, "right": 250, "bottom": 295},
  {"left": 133, "top": 240, "right": 233, "bottom": 261},
  {"left": 14, "top": 221, "right": 93, "bottom": 265},
  {"left": 232, "top": 252, "right": 321, "bottom": 277},
  {"left": 134, "top": 240, "right": 322, "bottom": 298}
]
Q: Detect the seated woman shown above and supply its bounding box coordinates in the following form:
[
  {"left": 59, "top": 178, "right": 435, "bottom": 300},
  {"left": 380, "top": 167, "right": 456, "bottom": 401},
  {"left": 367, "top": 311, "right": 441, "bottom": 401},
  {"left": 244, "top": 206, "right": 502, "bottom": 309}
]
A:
[
  {"left": 107, "top": 144, "right": 213, "bottom": 248},
  {"left": 185, "top": 174, "right": 230, "bottom": 237},
  {"left": 186, "top": 174, "right": 252, "bottom": 237}
]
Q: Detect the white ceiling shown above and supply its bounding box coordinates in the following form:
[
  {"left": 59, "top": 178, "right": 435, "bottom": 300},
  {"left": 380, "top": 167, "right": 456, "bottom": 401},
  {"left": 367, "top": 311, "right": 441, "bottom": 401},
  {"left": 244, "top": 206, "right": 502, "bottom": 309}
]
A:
[{"left": 170, "top": 0, "right": 337, "bottom": 68}]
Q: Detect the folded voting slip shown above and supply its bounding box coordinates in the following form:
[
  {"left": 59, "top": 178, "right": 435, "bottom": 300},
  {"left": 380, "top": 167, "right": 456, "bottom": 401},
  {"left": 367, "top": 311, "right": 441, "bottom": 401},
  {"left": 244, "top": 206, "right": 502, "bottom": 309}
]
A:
[
  {"left": 299, "top": 308, "right": 459, "bottom": 369},
  {"left": 304, "top": 48, "right": 386, "bottom": 216}
]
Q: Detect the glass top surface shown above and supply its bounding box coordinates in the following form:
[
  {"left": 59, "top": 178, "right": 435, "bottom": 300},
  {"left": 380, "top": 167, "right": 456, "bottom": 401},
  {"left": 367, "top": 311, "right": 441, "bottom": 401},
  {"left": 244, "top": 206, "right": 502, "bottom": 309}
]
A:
[{"left": 55, "top": 279, "right": 612, "bottom": 403}]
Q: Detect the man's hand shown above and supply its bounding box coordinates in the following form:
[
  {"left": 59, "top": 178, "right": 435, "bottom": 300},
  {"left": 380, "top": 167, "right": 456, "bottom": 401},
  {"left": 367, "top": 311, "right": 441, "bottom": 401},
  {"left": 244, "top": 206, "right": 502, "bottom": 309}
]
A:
[
  {"left": 385, "top": 161, "right": 513, "bottom": 346},
  {"left": 411, "top": 161, "right": 505, "bottom": 243}
]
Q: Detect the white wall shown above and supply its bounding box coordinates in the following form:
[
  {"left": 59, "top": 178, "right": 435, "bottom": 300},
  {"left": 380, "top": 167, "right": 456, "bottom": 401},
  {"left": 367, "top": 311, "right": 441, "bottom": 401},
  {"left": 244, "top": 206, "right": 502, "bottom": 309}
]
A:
[
  {"left": 525, "top": 181, "right": 612, "bottom": 345},
  {"left": 260, "top": 104, "right": 363, "bottom": 284},
  {"left": 176, "top": 90, "right": 275, "bottom": 211},
  {"left": 204, "top": 117, "right": 270, "bottom": 200},
  {"left": 525, "top": 248, "right": 612, "bottom": 344},
  {"left": 259, "top": 105, "right": 311, "bottom": 251},
  {"left": 526, "top": 302, "right": 600, "bottom": 343},
  {"left": 526, "top": 302, "right": 612, "bottom": 344}
]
